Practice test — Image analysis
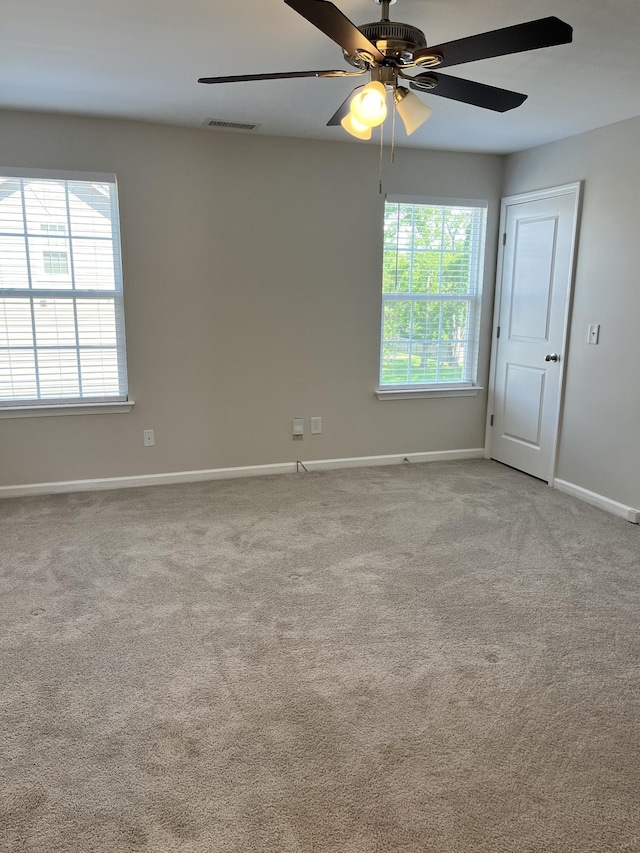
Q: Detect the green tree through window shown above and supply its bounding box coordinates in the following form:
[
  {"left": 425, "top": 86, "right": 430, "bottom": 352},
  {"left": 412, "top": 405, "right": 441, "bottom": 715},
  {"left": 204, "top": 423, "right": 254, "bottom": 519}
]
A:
[{"left": 380, "top": 199, "right": 486, "bottom": 387}]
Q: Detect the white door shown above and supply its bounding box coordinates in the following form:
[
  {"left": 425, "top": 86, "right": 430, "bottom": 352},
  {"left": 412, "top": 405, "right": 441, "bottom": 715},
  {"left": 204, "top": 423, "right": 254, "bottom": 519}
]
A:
[{"left": 488, "top": 184, "right": 581, "bottom": 482}]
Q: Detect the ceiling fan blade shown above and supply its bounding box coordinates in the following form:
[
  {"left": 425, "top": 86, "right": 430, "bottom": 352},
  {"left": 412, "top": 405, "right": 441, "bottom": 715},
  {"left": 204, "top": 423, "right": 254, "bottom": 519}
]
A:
[
  {"left": 414, "top": 17, "right": 572, "bottom": 69},
  {"left": 284, "top": 0, "right": 384, "bottom": 62},
  {"left": 199, "top": 69, "right": 361, "bottom": 84},
  {"left": 326, "top": 85, "right": 364, "bottom": 126},
  {"left": 410, "top": 72, "right": 527, "bottom": 112}
]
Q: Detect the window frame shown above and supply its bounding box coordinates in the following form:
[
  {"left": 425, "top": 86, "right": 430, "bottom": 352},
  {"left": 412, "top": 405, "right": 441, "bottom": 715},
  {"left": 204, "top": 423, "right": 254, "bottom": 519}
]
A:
[
  {"left": 0, "top": 167, "right": 133, "bottom": 418},
  {"left": 377, "top": 194, "right": 487, "bottom": 400}
]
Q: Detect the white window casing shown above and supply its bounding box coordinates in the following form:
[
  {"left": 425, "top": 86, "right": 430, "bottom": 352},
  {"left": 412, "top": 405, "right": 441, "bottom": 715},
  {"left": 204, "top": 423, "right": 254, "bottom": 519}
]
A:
[
  {"left": 378, "top": 195, "right": 487, "bottom": 397},
  {"left": 0, "top": 168, "right": 130, "bottom": 414}
]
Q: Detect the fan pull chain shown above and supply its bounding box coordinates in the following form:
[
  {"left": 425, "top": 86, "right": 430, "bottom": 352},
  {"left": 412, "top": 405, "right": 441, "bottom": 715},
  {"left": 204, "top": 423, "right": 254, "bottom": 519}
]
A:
[
  {"left": 391, "top": 97, "right": 396, "bottom": 164},
  {"left": 378, "top": 130, "right": 383, "bottom": 193}
]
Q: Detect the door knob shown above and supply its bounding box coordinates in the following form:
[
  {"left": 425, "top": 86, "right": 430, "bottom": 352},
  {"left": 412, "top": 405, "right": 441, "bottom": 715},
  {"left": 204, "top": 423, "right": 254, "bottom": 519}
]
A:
[{"left": 545, "top": 353, "right": 559, "bottom": 363}]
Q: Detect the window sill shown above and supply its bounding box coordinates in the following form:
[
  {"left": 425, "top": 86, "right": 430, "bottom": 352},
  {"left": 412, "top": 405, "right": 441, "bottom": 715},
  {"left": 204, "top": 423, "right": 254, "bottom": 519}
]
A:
[
  {"left": 0, "top": 401, "right": 135, "bottom": 419},
  {"left": 376, "top": 386, "right": 483, "bottom": 401}
]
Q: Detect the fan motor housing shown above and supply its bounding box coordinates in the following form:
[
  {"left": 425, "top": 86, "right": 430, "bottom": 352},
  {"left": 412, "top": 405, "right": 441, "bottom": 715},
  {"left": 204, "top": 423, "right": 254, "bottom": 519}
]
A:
[{"left": 345, "top": 20, "right": 428, "bottom": 67}]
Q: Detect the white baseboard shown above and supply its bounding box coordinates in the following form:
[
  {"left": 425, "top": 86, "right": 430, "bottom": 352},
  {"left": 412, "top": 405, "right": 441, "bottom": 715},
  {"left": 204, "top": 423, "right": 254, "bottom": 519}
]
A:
[
  {"left": 0, "top": 448, "right": 486, "bottom": 499},
  {"left": 554, "top": 478, "right": 639, "bottom": 524},
  {"left": 302, "top": 448, "right": 485, "bottom": 472}
]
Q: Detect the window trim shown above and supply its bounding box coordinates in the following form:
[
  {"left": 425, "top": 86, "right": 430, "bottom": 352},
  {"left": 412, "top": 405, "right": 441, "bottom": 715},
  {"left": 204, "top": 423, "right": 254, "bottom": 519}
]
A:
[
  {"left": 0, "top": 167, "right": 129, "bottom": 413},
  {"left": 378, "top": 194, "right": 487, "bottom": 395},
  {"left": 376, "top": 386, "right": 483, "bottom": 401},
  {"left": 0, "top": 400, "right": 135, "bottom": 419}
]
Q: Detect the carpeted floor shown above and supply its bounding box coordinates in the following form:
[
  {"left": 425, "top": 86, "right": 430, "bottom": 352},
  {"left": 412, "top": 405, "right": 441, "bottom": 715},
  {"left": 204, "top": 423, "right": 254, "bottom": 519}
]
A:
[{"left": 1, "top": 459, "right": 639, "bottom": 852}]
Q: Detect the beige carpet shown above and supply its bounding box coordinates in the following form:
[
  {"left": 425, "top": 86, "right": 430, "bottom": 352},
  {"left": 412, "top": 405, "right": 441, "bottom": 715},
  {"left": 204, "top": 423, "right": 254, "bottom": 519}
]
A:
[{"left": 1, "top": 459, "right": 639, "bottom": 852}]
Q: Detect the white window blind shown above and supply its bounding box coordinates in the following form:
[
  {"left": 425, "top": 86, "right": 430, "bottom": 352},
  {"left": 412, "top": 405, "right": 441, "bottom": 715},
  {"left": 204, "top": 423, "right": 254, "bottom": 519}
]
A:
[
  {"left": 380, "top": 197, "right": 486, "bottom": 389},
  {"left": 0, "top": 171, "right": 128, "bottom": 406}
]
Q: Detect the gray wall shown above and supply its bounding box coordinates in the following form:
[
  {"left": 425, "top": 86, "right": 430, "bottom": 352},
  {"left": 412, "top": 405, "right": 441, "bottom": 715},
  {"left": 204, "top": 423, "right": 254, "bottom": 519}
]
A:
[
  {"left": 503, "top": 115, "right": 640, "bottom": 509},
  {"left": 0, "top": 110, "right": 502, "bottom": 487}
]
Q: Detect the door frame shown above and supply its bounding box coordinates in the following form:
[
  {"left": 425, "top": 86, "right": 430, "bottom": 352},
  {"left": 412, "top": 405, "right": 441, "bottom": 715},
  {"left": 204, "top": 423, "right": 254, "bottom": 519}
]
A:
[{"left": 484, "top": 182, "right": 583, "bottom": 485}]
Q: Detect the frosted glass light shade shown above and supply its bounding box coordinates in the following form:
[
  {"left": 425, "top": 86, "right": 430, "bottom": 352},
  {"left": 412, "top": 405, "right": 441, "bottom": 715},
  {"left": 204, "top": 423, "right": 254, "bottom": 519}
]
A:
[
  {"left": 341, "top": 113, "right": 372, "bottom": 140},
  {"left": 350, "top": 81, "right": 388, "bottom": 128},
  {"left": 394, "top": 87, "right": 433, "bottom": 135}
]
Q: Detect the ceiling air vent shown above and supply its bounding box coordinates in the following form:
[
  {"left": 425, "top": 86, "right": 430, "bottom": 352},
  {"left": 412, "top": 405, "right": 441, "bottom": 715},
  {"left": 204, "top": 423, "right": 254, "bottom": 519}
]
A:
[{"left": 203, "top": 119, "right": 259, "bottom": 132}]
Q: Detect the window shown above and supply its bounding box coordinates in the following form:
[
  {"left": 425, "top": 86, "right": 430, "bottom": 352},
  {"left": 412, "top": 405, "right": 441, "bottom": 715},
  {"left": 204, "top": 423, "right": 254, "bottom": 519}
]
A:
[
  {"left": 379, "top": 196, "right": 486, "bottom": 393},
  {"left": 0, "top": 169, "right": 128, "bottom": 409},
  {"left": 41, "top": 225, "right": 70, "bottom": 276},
  {"left": 41, "top": 223, "right": 67, "bottom": 237},
  {"left": 43, "top": 251, "right": 70, "bottom": 276}
]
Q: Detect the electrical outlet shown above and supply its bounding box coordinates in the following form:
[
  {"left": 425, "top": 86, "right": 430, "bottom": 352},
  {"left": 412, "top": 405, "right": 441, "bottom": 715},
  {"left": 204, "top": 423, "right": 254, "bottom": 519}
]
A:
[
  {"left": 143, "top": 429, "right": 155, "bottom": 447},
  {"left": 292, "top": 418, "right": 304, "bottom": 437},
  {"left": 310, "top": 417, "right": 322, "bottom": 435}
]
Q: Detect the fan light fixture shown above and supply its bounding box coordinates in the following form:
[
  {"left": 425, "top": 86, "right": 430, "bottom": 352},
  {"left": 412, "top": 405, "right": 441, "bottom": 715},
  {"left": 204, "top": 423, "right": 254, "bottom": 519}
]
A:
[
  {"left": 341, "top": 81, "right": 433, "bottom": 140},
  {"left": 349, "top": 81, "right": 388, "bottom": 128},
  {"left": 393, "top": 86, "right": 434, "bottom": 135},
  {"left": 341, "top": 112, "right": 373, "bottom": 139}
]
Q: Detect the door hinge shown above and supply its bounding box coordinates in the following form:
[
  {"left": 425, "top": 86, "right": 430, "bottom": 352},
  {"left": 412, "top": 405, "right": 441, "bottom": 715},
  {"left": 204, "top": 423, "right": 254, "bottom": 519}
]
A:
[
  {"left": 490, "top": 414, "right": 494, "bottom": 426},
  {"left": 496, "top": 326, "right": 501, "bottom": 338},
  {"left": 502, "top": 232, "right": 507, "bottom": 246}
]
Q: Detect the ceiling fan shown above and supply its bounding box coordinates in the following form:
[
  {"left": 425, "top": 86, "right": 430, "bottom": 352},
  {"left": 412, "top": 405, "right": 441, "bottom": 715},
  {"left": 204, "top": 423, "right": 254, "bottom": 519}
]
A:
[{"left": 198, "top": 0, "right": 572, "bottom": 139}]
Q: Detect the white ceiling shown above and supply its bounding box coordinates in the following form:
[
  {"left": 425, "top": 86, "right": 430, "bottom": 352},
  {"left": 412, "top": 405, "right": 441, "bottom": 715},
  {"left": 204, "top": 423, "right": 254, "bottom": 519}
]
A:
[{"left": 2, "top": 0, "right": 640, "bottom": 154}]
